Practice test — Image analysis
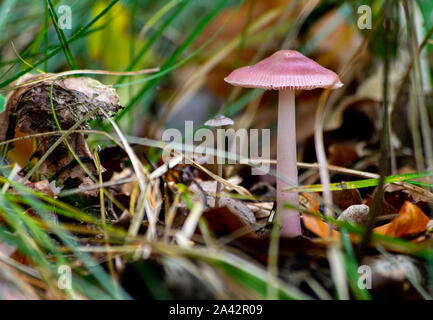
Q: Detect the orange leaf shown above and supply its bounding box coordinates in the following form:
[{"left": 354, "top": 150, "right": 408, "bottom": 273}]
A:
[
  {"left": 372, "top": 223, "right": 389, "bottom": 235},
  {"left": 373, "top": 201, "right": 430, "bottom": 237},
  {"left": 303, "top": 212, "right": 340, "bottom": 238},
  {"left": 7, "top": 128, "right": 37, "bottom": 168},
  {"left": 302, "top": 193, "right": 339, "bottom": 238}
]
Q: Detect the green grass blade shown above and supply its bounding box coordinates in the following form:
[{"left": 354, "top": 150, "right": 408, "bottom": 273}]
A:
[
  {"left": 340, "top": 230, "right": 371, "bottom": 300},
  {"left": 0, "top": 0, "right": 119, "bottom": 88},
  {"left": 0, "top": 94, "right": 5, "bottom": 112},
  {"left": 288, "top": 170, "right": 433, "bottom": 193},
  {"left": 46, "top": 0, "right": 76, "bottom": 69},
  {"left": 115, "top": 0, "right": 241, "bottom": 121},
  {"left": 44, "top": 0, "right": 49, "bottom": 72},
  {"left": 2, "top": 177, "right": 130, "bottom": 299},
  {"left": 116, "top": 0, "right": 187, "bottom": 85},
  {"left": 407, "top": 180, "right": 433, "bottom": 188},
  {"left": 187, "top": 249, "right": 311, "bottom": 300}
]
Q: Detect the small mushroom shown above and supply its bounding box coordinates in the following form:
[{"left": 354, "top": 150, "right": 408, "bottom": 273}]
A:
[
  {"left": 204, "top": 115, "right": 234, "bottom": 207},
  {"left": 225, "top": 50, "right": 342, "bottom": 237},
  {"left": 204, "top": 114, "right": 234, "bottom": 127}
]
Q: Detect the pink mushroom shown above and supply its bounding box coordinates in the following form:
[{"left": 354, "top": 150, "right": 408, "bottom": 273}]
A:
[{"left": 224, "top": 50, "right": 343, "bottom": 237}]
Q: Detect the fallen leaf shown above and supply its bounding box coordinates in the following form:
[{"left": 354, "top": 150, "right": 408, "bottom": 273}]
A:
[
  {"left": 2, "top": 73, "right": 122, "bottom": 183},
  {"left": 332, "top": 189, "right": 362, "bottom": 211},
  {"left": 247, "top": 202, "right": 273, "bottom": 219},
  {"left": 24, "top": 179, "right": 60, "bottom": 197},
  {"left": 111, "top": 168, "right": 136, "bottom": 196},
  {"left": 374, "top": 201, "right": 430, "bottom": 238},
  {"left": 365, "top": 187, "right": 400, "bottom": 217},
  {"left": 78, "top": 177, "right": 100, "bottom": 197},
  {"left": 303, "top": 197, "right": 430, "bottom": 242},
  {"left": 202, "top": 206, "right": 254, "bottom": 237},
  {"left": 5, "top": 128, "right": 36, "bottom": 168},
  {"left": 188, "top": 180, "right": 257, "bottom": 225},
  {"left": 201, "top": 206, "right": 319, "bottom": 264},
  {"left": 301, "top": 193, "right": 339, "bottom": 238}
]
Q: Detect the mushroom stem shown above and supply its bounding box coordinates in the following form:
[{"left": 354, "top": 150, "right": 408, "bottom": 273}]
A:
[
  {"left": 216, "top": 126, "right": 223, "bottom": 207},
  {"left": 216, "top": 163, "right": 222, "bottom": 207},
  {"left": 277, "top": 89, "right": 301, "bottom": 237},
  {"left": 205, "top": 115, "right": 234, "bottom": 208}
]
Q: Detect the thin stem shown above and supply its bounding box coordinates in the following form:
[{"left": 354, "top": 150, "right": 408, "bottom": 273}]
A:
[
  {"left": 216, "top": 125, "right": 223, "bottom": 207},
  {"left": 277, "top": 89, "right": 301, "bottom": 237},
  {"left": 216, "top": 164, "right": 222, "bottom": 207}
]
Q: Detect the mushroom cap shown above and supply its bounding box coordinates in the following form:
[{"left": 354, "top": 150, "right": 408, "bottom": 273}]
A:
[
  {"left": 224, "top": 50, "right": 343, "bottom": 90},
  {"left": 204, "top": 114, "right": 234, "bottom": 127}
]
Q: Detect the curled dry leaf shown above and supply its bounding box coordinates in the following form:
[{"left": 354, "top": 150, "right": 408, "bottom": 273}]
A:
[
  {"left": 374, "top": 201, "right": 430, "bottom": 238},
  {"left": 110, "top": 168, "right": 136, "bottom": 196},
  {"left": 247, "top": 202, "right": 273, "bottom": 219},
  {"left": 24, "top": 179, "right": 61, "bottom": 197},
  {"left": 78, "top": 177, "right": 100, "bottom": 198},
  {"left": 188, "top": 180, "right": 256, "bottom": 225},
  {"left": 384, "top": 182, "right": 433, "bottom": 205},
  {"left": 1, "top": 73, "right": 122, "bottom": 184},
  {"left": 202, "top": 206, "right": 255, "bottom": 237},
  {"left": 364, "top": 186, "right": 400, "bottom": 217},
  {"left": 332, "top": 189, "right": 362, "bottom": 211}
]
